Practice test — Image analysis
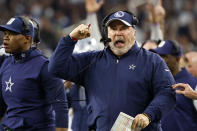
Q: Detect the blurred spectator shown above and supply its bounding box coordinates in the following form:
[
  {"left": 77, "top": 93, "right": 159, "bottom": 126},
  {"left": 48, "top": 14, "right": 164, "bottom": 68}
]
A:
[
  {"left": 179, "top": 54, "right": 189, "bottom": 68},
  {"left": 40, "top": 16, "right": 59, "bottom": 50},
  {"left": 185, "top": 51, "right": 197, "bottom": 78},
  {"left": 142, "top": 40, "right": 160, "bottom": 50},
  {"left": 142, "top": 0, "right": 165, "bottom": 50},
  {"left": 65, "top": 81, "right": 88, "bottom": 131},
  {"left": 62, "top": 0, "right": 104, "bottom": 53}
]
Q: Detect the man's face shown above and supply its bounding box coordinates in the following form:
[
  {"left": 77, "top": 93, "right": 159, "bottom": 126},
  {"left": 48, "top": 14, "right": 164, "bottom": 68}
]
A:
[
  {"left": 3, "top": 30, "right": 28, "bottom": 54},
  {"left": 185, "top": 53, "right": 197, "bottom": 77},
  {"left": 161, "top": 54, "right": 179, "bottom": 76},
  {"left": 107, "top": 20, "right": 136, "bottom": 56}
]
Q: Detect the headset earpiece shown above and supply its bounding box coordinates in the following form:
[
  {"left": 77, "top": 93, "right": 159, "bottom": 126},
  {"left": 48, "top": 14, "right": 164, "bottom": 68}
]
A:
[
  {"left": 30, "top": 18, "right": 41, "bottom": 44},
  {"left": 100, "top": 14, "right": 112, "bottom": 46},
  {"left": 123, "top": 11, "right": 138, "bottom": 26},
  {"left": 17, "top": 16, "right": 41, "bottom": 46},
  {"left": 132, "top": 16, "right": 138, "bottom": 25}
]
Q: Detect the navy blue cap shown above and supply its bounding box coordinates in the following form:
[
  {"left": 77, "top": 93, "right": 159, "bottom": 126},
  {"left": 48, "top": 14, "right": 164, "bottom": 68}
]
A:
[
  {"left": 106, "top": 11, "right": 135, "bottom": 27},
  {"left": 0, "top": 17, "right": 34, "bottom": 37},
  {"left": 151, "top": 40, "right": 183, "bottom": 58}
]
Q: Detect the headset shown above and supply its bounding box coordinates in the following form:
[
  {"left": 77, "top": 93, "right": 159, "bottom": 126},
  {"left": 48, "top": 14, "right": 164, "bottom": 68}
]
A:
[
  {"left": 18, "top": 16, "right": 41, "bottom": 45},
  {"left": 100, "top": 11, "right": 139, "bottom": 46},
  {"left": 17, "top": 16, "right": 32, "bottom": 36},
  {"left": 30, "top": 18, "right": 41, "bottom": 44}
]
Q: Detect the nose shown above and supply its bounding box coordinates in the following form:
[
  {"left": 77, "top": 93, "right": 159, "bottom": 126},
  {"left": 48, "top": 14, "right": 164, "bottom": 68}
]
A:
[{"left": 3, "top": 33, "right": 9, "bottom": 40}]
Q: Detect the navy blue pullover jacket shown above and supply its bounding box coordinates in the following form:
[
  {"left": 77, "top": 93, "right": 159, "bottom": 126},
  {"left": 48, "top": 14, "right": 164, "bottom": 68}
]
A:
[
  {"left": 162, "top": 68, "right": 197, "bottom": 131},
  {"left": 49, "top": 36, "right": 176, "bottom": 131},
  {"left": 0, "top": 48, "right": 68, "bottom": 130}
]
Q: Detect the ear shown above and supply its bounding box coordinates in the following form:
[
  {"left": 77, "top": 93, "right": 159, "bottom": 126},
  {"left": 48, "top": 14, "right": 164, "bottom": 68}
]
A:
[
  {"left": 23, "top": 36, "right": 32, "bottom": 46},
  {"left": 25, "top": 36, "right": 32, "bottom": 42},
  {"left": 133, "top": 30, "right": 136, "bottom": 37}
]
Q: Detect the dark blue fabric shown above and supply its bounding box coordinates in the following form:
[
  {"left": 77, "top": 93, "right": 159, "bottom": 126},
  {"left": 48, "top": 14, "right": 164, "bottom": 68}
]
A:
[
  {"left": 0, "top": 124, "right": 4, "bottom": 131},
  {"left": 0, "top": 48, "right": 68, "bottom": 130},
  {"left": 49, "top": 35, "right": 176, "bottom": 131},
  {"left": 0, "top": 76, "right": 6, "bottom": 118},
  {"left": 151, "top": 40, "right": 182, "bottom": 58},
  {"left": 0, "top": 55, "right": 7, "bottom": 68},
  {"left": 67, "top": 85, "right": 88, "bottom": 131},
  {"left": 162, "top": 68, "right": 197, "bottom": 131}
]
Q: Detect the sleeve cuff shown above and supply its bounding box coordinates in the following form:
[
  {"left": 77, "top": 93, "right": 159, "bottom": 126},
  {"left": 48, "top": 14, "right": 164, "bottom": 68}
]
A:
[
  {"left": 143, "top": 110, "right": 154, "bottom": 122},
  {"left": 142, "top": 113, "right": 151, "bottom": 123},
  {"left": 59, "top": 35, "right": 78, "bottom": 47},
  {"left": 67, "top": 35, "right": 78, "bottom": 43}
]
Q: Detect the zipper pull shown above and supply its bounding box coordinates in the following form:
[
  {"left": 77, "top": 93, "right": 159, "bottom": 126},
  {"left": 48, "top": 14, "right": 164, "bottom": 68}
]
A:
[{"left": 116, "top": 59, "right": 119, "bottom": 63}]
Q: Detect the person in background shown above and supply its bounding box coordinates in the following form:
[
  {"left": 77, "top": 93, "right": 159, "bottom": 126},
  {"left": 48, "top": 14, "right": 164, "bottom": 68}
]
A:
[
  {"left": 62, "top": 0, "right": 104, "bottom": 54},
  {"left": 179, "top": 54, "right": 189, "bottom": 68},
  {"left": 185, "top": 51, "right": 197, "bottom": 78},
  {"left": 141, "top": 40, "right": 160, "bottom": 51},
  {"left": 141, "top": 0, "right": 165, "bottom": 50},
  {"left": 151, "top": 40, "right": 197, "bottom": 131},
  {"left": 49, "top": 10, "right": 176, "bottom": 131},
  {"left": 172, "top": 83, "right": 197, "bottom": 100},
  {"left": 65, "top": 81, "right": 88, "bottom": 131},
  {"left": 0, "top": 16, "right": 68, "bottom": 131}
]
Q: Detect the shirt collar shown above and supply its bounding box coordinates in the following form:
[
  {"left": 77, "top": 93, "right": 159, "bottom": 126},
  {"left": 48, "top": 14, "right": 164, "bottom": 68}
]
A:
[{"left": 12, "top": 47, "right": 36, "bottom": 62}]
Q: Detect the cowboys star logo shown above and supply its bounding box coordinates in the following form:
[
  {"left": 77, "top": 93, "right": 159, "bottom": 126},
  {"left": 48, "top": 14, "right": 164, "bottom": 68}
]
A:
[{"left": 5, "top": 76, "right": 14, "bottom": 92}]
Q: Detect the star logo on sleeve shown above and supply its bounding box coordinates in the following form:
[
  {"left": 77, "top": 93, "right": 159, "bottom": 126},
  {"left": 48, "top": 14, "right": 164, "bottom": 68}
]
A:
[{"left": 5, "top": 76, "right": 14, "bottom": 92}]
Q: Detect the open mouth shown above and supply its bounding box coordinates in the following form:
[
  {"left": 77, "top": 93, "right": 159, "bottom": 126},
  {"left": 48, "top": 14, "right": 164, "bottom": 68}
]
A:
[
  {"left": 114, "top": 40, "right": 125, "bottom": 48},
  {"left": 3, "top": 42, "right": 9, "bottom": 48}
]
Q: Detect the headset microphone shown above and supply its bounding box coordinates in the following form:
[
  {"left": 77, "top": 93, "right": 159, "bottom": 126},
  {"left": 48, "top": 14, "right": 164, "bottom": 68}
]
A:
[{"left": 100, "top": 37, "right": 111, "bottom": 44}]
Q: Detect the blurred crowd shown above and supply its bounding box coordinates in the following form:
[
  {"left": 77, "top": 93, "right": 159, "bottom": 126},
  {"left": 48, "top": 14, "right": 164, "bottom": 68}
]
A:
[
  {"left": 0, "top": 0, "right": 196, "bottom": 55},
  {"left": 0, "top": 0, "right": 197, "bottom": 131}
]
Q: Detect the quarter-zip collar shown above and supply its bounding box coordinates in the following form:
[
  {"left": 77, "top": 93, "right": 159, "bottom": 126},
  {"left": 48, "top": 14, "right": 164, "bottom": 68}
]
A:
[{"left": 11, "top": 47, "right": 42, "bottom": 63}]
